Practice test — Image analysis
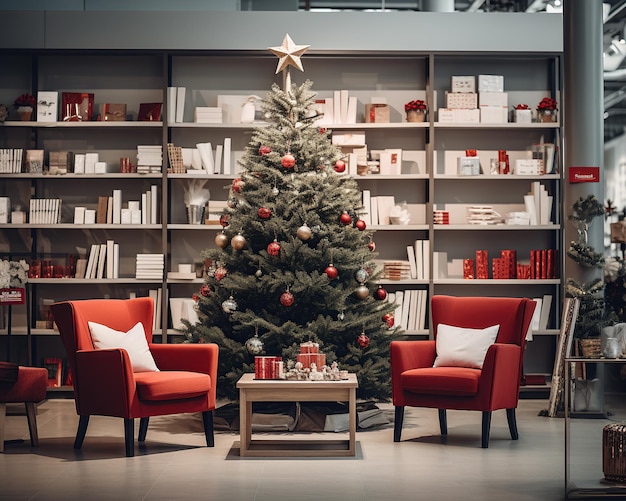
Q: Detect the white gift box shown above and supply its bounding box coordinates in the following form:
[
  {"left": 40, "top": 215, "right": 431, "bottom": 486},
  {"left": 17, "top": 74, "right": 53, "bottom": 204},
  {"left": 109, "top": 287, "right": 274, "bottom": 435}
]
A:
[
  {"left": 479, "top": 91, "right": 508, "bottom": 108},
  {"left": 451, "top": 75, "right": 476, "bottom": 93},
  {"left": 446, "top": 92, "right": 477, "bottom": 109},
  {"left": 515, "top": 159, "right": 544, "bottom": 175},
  {"left": 478, "top": 74, "right": 504, "bottom": 92},
  {"left": 438, "top": 108, "right": 480, "bottom": 123},
  {"left": 480, "top": 107, "right": 508, "bottom": 123},
  {"left": 513, "top": 109, "right": 532, "bottom": 123},
  {"left": 458, "top": 157, "right": 481, "bottom": 176}
]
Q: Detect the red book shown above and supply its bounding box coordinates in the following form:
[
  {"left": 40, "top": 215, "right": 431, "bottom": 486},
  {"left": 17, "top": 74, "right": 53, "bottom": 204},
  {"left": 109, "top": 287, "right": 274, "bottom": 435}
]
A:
[{"left": 541, "top": 249, "right": 547, "bottom": 279}]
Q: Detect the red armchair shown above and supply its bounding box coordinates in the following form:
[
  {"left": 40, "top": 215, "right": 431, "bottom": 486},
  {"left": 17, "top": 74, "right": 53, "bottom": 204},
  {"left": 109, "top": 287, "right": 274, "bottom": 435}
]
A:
[
  {"left": 391, "top": 295, "right": 536, "bottom": 448},
  {"left": 50, "top": 297, "right": 218, "bottom": 457}
]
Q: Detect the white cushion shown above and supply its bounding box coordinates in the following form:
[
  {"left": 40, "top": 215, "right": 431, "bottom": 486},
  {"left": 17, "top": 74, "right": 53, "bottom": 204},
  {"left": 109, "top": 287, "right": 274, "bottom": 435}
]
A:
[
  {"left": 88, "top": 321, "right": 159, "bottom": 372},
  {"left": 433, "top": 323, "right": 500, "bottom": 369}
]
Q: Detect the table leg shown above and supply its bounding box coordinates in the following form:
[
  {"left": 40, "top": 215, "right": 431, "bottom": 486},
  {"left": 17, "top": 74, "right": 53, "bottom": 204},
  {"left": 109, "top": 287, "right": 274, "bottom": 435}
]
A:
[
  {"left": 349, "top": 387, "right": 356, "bottom": 456},
  {"left": 239, "top": 389, "right": 251, "bottom": 456}
]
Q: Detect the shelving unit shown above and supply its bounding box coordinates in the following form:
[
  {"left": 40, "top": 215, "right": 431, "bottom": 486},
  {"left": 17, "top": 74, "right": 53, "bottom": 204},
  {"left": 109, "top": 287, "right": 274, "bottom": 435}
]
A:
[{"left": 0, "top": 47, "right": 563, "bottom": 393}]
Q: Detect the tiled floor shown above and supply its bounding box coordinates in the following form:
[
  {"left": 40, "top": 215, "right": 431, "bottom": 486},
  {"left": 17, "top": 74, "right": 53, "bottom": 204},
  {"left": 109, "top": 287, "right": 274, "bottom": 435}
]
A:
[{"left": 0, "top": 397, "right": 620, "bottom": 500}]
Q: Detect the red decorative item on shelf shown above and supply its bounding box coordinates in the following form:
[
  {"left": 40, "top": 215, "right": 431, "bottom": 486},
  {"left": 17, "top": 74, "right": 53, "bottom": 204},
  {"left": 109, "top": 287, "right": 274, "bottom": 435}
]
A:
[
  {"left": 334, "top": 159, "right": 346, "bottom": 173},
  {"left": 357, "top": 332, "right": 370, "bottom": 348},
  {"left": 0, "top": 288, "right": 25, "bottom": 305},
  {"left": 257, "top": 207, "right": 271, "bottom": 219},
  {"left": 355, "top": 219, "right": 366, "bottom": 231},
  {"left": 463, "top": 259, "right": 475, "bottom": 279},
  {"left": 280, "top": 290, "right": 294, "bottom": 307},
  {"left": 259, "top": 145, "right": 271, "bottom": 156},
  {"left": 340, "top": 212, "right": 352, "bottom": 225},
  {"left": 325, "top": 264, "right": 338, "bottom": 279},
  {"left": 267, "top": 240, "right": 281, "bottom": 256},
  {"left": 475, "top": 250, "right": 489, "bottom": 279},
  {"left": 232, "top": 178, "right": 244, "bottom": 193},
  {"left": 281, "top": 153, "right": 296, "bottom": 169},
  {"left": 500, "top": 249, "right": 517, "bottom": 279}
]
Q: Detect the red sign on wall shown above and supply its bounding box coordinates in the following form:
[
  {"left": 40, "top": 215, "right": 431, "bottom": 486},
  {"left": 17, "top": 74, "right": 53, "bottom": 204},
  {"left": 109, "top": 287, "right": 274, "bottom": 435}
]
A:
[{"left": 569, "top": 166, "right": 600, "bottom": 183}]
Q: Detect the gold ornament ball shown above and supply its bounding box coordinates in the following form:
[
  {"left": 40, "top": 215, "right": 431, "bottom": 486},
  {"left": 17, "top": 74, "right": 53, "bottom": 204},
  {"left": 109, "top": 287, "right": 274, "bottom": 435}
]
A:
[
  {"left": 355, "top": 284, "right": 370, "bottom": 299},
  {"left": 231, "top": 233, "right": 246, "bottom": 250},
  {"left": 215, "top": 232, "right": 229, "bottom": 248},
  {"left": 297, "top": 224, "right": 312, "bottom": 241}
]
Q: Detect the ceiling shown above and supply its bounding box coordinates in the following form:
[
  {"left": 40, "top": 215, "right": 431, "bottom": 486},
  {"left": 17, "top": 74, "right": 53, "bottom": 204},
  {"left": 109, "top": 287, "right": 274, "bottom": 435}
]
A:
[{"left": 295, "top": 0, "right": 626, "bottom": 143}]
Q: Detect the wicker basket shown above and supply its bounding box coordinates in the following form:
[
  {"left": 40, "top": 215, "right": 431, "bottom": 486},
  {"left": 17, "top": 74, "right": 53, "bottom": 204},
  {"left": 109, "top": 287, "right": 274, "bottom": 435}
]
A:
[
  {"left": 580, "top": 338, "right": 602, "bottom": 358},
  {"left": 604, "top": 423, "right": 626, "bottom": 482}
]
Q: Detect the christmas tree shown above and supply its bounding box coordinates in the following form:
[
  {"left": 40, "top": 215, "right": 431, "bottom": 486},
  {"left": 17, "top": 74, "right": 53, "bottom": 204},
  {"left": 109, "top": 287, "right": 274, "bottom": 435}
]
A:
[{"left": 184, "top": 35, "right": 399, "bottom": 401}]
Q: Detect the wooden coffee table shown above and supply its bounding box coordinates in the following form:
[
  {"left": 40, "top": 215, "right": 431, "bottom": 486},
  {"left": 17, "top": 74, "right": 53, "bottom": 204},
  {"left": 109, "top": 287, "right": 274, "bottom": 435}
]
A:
[{"left": 236, "top": 372, "right": 358, "bottom": 457}]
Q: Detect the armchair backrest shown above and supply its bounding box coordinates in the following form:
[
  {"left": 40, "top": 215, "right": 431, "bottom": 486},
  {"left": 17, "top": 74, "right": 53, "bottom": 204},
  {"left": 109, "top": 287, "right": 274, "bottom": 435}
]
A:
[
  {"left": 50, "top": 298, "right": 154, "bottom": 385},
  {"left": 431, "top": 295, "right": 535, "bottom": 347}
]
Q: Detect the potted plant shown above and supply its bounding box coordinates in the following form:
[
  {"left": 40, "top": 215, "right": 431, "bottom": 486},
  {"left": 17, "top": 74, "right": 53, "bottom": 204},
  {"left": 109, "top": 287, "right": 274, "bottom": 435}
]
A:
[
  {"left": 404, "top": 99, "right": 427, "bottom": 122},
  {"left": 536, "top": 97, "right": 558, "bottom": 123},
  {"left": 13, "top": 93, "right": 35, "bottom": 121}
]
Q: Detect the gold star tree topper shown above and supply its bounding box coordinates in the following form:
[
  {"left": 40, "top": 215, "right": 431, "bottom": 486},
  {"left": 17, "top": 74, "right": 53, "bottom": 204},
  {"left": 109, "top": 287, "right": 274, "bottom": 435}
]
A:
[{"left": 268, "top": 34, "right": 310, "bottom": 90}]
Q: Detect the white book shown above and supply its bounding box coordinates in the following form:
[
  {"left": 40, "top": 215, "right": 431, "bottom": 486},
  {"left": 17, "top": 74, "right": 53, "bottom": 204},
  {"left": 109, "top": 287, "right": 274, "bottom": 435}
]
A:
[
  {"left": 106, "top": 239, "right": 115, "bottom": 279},
  {"left": 414, "top": 240, "right": 424, "bottom": 280},
  {"left": 96, "top": 243, "right": 107, "bottom": 279},
  {"left": 85, "top": 244, "right": 99, "bottom": 280},
  {"left": 418, "top": 290, "right": 428, "bottom": 330},
  {"left": 532, "top": 182, "right": 542, "bottom": 226},
  {"left": 151, "top": 185, "right": 158, "bottom": 224},
  {"left": 75, "top": 258, "right": 87, "bottom": 279},
  {"left": 400, "top": 290, "right": 411, "bottom": 330},
  {"left": 347, "top": 96, "right": 357, "bottom": 123},
  {"left": 84, "top": 208, "right": 96, "bottom": 225},
  {"left": 540, "top": 189, "right": 550, "bottom": 225},
  {"left": 214, "top": 144, "right": 223, "bottom": 175},
  {"left": 422, "top": 239, "right": 430, "bottom": 280},
  {"left": 406, "top": 245, "right": 418, "bottom": 279},
  {"left": 149, "top": 289, "right": 159, "bottom": 329},
  {"left": 531, "top": 298, "right": 543, "bottom": 332},
  {"left": 120, "top": 208, "right": 131, "bottom": 224},
  {"left": 112, "top": 189, "right": 122, "bottom": 224},
  {"left": 141, "top": 193, "right": 148, "bottom": 225},
  {"left": 377, "top": 196, "right": 395, "bottom": 225},
  {"left": 539, "top": 294, "right": 552, "bottom": 330},
  {"left": 196, "top": 142, "right": 214, "bottom": 174},
  {"left": 362, "top": 190, "right": 371, "bottom": 226},
  {"left": 524, "top": 195, "right": 537, "bottom": 225},
  {"left": 145, "top": 190, "right": 152, "bottom": 225},
  {"left": 113, "top": 243, "right": 119, "bottom": 279},
  {"left": 323, "top": 98, "right": 334, "bottom": 124},
  {"left": 175, "top": 87, "right": 186, "bottom": 123},
  {"left": 433, "top": 251, "right": 448, "bottom": 279},
  {"left": 223, "top": 138, "right": 232, "bottom": 175},
  {"left": 106, "top": 196, "right": 113, "bottom": 224},
  {"left": 340, "top": 90, "right": 349, "bottom": 124},
  {"left": 85, "top": 152, "right": 98, "bottom": 174},
  {"left": 394, "top": 291, "right": 404, "bottom": 330},
  {"left": 408, "top": 290, "right": 419, "bottom": 331},
  {"left": 37, "top": 91, "right": 58, "bottom": 122},
  {"left": 74, "top": 206, "right": 86, "bottom": 224},
  {"left": 129, "top": 291, "right": 136, "bottom": 299},
  {"left": 333, "top": 90, "right": 342, "bottom": 124},
  {"left": 370, "top": 196, "right": 379, "bottom": 226},
  {"left": 167, "top": 87, "right": 177, "bottom": 124}
]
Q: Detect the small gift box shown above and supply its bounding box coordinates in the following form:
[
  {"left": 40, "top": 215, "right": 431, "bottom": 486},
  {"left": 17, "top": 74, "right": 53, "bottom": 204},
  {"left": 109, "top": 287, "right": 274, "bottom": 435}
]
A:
[{"left": 364, "top": 103, "right": 390, "bottom": 123}]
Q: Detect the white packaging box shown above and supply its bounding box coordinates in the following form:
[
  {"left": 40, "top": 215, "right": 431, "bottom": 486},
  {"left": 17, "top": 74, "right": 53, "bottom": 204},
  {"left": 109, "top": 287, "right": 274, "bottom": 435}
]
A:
[
  {"left": 455, "top": 108, "right": 480, "bottom": 122},
  {"left": 37, "top": 91, "right": 58, "bottom": 122},
  {"left": 515, "top": 159, "right": 544, "bottom": 175},
  {"left": 84, "top": 209, "right": 96, "bottom": 225},
  {"left": 437, "top": 108, "right": 456, "bottom": 122},
  {"left": 458, "top": 157, "right": 481, "bottom": 176},
  {"left": 121, "top": 208, "right": 132, "bottom": 224},
  {"left": 479, "top": 91, "right": 508, "bottom": 108},
  {"left": 331, "top": 131, "right": 366, "bottom": 146},
  {"left": 451, "top": 75, "right": 476, "bottom": 93},
  {"left": 94, "top": 161, "right": 107, "bottom": 174},
  {"left": 480, "top": 107, "right": 508, "bottom": 123},
  {"left": 445, "top": 92, "right": 477, "bottom": 109},
  {"left": 478, "top": 74, "right": 504, "bottom": 92},
  {"left": 0, "top": 197, "right": 10, "bottom": 223},
  {"left": 513, "top": 109, "right": 532, "bottom": 123}
]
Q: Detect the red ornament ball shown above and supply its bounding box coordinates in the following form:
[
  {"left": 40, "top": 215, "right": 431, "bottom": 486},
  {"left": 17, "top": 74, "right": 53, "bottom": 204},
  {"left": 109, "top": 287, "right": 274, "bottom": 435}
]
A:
[
  {"left": 383, "top": 313, "right": 395, "bottom": 328},
  {"left": 280, "top": 291, "right": 295, "bottom": 307},
  {"left": 334, "top": 159, "right": 346, "bottom": 173},
  {"left": 214, "top": 266, "right": 227, "bottom": 281},
  {"left": 219, "top": 213, "right": 230, "bottom": 228},
  {"left": 281, "top": 153, "right": 296, "bottom": 169},
  {"left": 355, "top": 219, "right": 366, "bottom": 231},
  {"left": 259, "top": 145, "right": 271, "bottom": 156},
  {"left": 325, "top": 264, "right": 338, "bottom": 280},
  {"left": 267, "top": 240, "right": 281, "bottom": 256},
  {"left": 199, "top": 284, "right": 211, "bottom": 297},
  {"left": 368, "top": 240, "right": 376, "bottom": 252},
  {"left": 375, "top": 285, "right": 388, "bottom": 301},
  {"left": 357, "top": 332, "right": 370, "bottom": 348},
  {"left": 232, "top": 178, "right": 244, "bottom": 193},
  {"left": 340, "top": 212, "right": 352, "bottom": 225},
  {"left": 257, "top": 207, "right": 271, "bottom": 219}
]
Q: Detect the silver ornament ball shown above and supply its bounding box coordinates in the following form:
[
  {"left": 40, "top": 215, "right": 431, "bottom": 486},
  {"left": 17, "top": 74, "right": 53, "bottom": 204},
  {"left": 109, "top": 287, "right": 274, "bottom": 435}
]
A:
[{"left": 245, "top": 335, "right": 264, "bottom": 355}]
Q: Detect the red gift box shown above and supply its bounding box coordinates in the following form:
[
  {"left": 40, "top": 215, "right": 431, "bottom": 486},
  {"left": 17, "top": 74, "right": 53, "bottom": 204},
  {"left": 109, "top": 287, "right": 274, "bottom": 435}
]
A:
[
  {"left": 254, "top": 356, "right": 282, "bottom": 379},
  {"left": 475, "top": 250, "right": 489, "bottom": 279},
  {"left": 463, "top": 259, "right": 475, "bottom": 279},
  {"left": 296, "top": 353, "right": 326, "bottom": 369}
]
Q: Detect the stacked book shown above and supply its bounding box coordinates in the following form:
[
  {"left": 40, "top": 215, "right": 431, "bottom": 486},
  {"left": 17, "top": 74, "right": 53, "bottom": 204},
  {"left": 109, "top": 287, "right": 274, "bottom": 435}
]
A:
[
  {"left": 135, "top": 253, "right": 164, "bottom": 280},
  {"left": 136, "top": 145, "right": 162, "bottom": 174},
  {"left": 382, "top": 260, "right": 412, "bottom": 281},
  {"left": 466, "top": 206, "right": 503, "bottom": 225},
  {"left": 0, "top": 149, "right": 23, "bottom": 173},
  {"left": 194, "top": 106, "right": 223, "bottom": 123},
  {"left": 80, "top": 239, "right": 119, "bottom": 279},
  {"left": 29, "top": 198, "right": 62, "bottom": 224}
]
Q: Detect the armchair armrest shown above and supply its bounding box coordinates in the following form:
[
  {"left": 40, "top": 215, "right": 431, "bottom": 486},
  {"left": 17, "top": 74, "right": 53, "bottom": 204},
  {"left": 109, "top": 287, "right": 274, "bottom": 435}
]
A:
[
  {"left": 391, "top": 340, "right": 436, "bottom": 405},
  {"left": 75, "top": 349, "right": 136, "bottom": 418},
  {"left": 149, "top": 343, "right": 218, "bottom": 382},
  {"left": 479, "top": 343, "right": 523, "bottom": 408}
]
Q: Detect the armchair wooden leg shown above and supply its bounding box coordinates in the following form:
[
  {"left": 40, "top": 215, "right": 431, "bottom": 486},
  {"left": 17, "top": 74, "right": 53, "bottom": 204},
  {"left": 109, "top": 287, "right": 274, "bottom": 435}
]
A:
[
  {"left": 138, "top": 417, "right": 149, "bottom": 442},
  {"left": 438, "top": 409, "right": 447, "bottom": 436},
  {"left": 481, "top": 411, "right": 492, "bottom": 448},
  {"left": 202, "top": 410, "right": 214, "bottom": 447},
  {"left": 393, "top": 406, "right": 404, "bottom": 442},
  {"left": 506, "top": 408, "right": 519, "bottom": 440},
  {"left": 25, "top": 402, "right": 39, "bottom": 447},
  {"left": 124, "top": 418, "right": 134, "bottom": 457},
  {"left": 74, "top": 415, "right": 89, "bottom": 450}
]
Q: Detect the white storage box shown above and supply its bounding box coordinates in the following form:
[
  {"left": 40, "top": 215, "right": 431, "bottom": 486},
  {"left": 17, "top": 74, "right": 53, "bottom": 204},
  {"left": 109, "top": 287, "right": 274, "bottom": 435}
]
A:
[
  {"left": 479, "top": 91, "right": 508, "bottom": 108},
  {"left": 451, "top": 75, "right": 476, "bottom": 93},
  {"left": 446, "top": 92, "right": 477, "bottom": 109},
  {"left": 478, "top": 74, "right": 504, "bottom": 92},
  {"left": 480, "top": 107, "right": 508, "bottom": 123}
]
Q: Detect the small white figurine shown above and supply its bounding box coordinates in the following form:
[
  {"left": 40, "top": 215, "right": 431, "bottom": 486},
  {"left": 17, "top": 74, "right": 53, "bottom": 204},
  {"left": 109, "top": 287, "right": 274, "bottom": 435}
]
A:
[{"left": 241, "top": 95, "right": 261, "bottom": 123}]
